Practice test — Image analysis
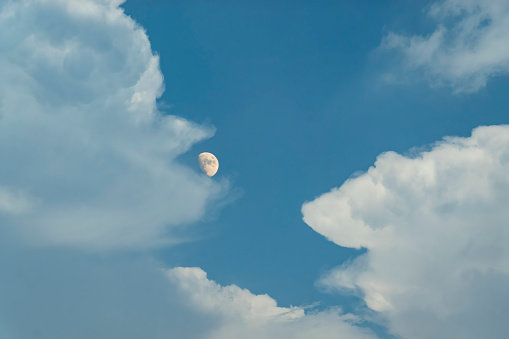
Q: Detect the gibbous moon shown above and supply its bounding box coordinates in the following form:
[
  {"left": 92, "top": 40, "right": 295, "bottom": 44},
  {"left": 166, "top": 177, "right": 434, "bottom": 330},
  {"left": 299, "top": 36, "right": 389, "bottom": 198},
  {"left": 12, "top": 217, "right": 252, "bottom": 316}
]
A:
[{"left": 198, "top": 152, "right": 219, "bottom": 177}]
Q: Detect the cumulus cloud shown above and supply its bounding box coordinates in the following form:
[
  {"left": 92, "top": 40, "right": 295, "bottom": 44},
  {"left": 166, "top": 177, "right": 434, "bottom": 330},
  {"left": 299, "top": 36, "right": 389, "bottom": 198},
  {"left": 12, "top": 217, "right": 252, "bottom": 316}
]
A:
[
  {"left": 167, "top": 267, "right": 380, "bottom": 339},
  {"left": 303, "top": 125, "right": 509, "bottom": 338},
  {"left": 382, "top": 0, "right": 509, "bottom": 92},
  {"left": 0, "top": 0, "right": 227, "bottom": 250},
  {"left": 0, "top": 238, "right": 381, "bottom": 339}
]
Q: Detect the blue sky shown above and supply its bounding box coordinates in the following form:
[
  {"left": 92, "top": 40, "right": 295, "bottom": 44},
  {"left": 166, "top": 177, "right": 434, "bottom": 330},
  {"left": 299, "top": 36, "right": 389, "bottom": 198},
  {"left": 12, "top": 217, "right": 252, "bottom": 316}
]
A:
[
  {"left": 1, "top": 0, "right": 509, "bottom": 338},
  {"left": 125, "top": 0, "right": 508, "bottom": 312}
]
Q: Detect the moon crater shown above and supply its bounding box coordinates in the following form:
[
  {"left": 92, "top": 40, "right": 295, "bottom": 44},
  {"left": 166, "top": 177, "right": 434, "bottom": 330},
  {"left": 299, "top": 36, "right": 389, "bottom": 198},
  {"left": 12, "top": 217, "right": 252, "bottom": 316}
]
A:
[{"left": 198, "top": 152, "right": 219, "bottom": 177}]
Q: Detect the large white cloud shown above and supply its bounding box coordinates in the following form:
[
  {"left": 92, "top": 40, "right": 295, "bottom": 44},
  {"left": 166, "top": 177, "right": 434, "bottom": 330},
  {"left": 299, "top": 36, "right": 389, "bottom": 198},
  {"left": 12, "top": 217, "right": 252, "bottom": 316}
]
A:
[
  {"left": 382, "top": 0, "right": 509, "bottom": 92},
  {"left": 0, "top": 2, "right": 383, "bottom": 338},
  {"left": 0, "top": 0, "right": 226, "bottom": 250},
  {"left": 167, "top": 267, "right": 381, "bottom": 339},
  {"left": 302, "top": 125, "right": 509, "bottom": 339}
]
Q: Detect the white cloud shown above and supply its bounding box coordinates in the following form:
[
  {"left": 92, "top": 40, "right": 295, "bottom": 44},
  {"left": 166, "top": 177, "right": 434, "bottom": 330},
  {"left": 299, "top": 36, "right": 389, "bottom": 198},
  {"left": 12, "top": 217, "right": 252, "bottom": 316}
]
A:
[
  {"left": 382, "top": 0, "right": 509, "bottom": 92},
  {"left": 0, "top": 235, "right": 217, "bottom": 339},
  {"left": 167, "top": 267, "right": 305, "bottom": 323},
  {"left": 0, "top": 0, "right": 227, "bottom": 250},
  {"left": 0, "top": 2, "right": 381, "bottom": 338},
  {"left": 0, "top": 1, "right": 384, "bottom": 338},
  {"left": 303, "top": 125, "right": 509, "bottom": 338},
  {"left": 167, "top": 267, "right": 381, "bottom": 339},
  {"left": 0, "top": 236, "right": 381, "bottom": 339}
]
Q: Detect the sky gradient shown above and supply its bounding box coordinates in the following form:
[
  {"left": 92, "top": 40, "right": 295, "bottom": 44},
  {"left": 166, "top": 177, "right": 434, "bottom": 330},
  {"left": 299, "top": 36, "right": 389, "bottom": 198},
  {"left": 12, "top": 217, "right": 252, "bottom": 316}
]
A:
[{"left": 1, "top": 0, "right": 509, "bottom": 338}]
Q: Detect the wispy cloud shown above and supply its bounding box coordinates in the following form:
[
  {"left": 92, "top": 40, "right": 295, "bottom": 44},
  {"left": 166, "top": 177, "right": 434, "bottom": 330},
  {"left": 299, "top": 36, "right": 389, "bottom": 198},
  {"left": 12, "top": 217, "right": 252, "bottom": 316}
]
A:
[
  {"left": 382, "top": 0, "right": 509, "bottom": 93},
  {"left": 303, "top": 125, "right": 509, "bottom": 338},
  {"left": 0, "top": 186, "right": 35, "bottom": 215}
]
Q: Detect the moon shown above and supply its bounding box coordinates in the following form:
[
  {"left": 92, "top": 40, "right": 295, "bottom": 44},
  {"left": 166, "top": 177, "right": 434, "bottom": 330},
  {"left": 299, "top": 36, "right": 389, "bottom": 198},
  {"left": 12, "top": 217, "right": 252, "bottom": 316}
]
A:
[{"left": 198, "top": 152, "right": 219, "bottom": 177}]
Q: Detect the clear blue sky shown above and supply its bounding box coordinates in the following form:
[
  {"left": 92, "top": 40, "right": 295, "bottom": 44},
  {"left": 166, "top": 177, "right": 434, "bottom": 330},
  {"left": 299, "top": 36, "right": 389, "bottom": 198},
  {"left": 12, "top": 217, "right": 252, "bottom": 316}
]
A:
[{"left": 1, "top": 1, "right": 509, "bottom": 338}]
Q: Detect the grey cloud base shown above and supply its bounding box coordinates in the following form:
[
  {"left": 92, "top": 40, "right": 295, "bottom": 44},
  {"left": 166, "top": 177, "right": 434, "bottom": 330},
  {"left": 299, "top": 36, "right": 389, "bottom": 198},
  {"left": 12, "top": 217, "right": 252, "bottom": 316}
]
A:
[{"left": 0, "top": 236, "right": 215, "bottom": 339}]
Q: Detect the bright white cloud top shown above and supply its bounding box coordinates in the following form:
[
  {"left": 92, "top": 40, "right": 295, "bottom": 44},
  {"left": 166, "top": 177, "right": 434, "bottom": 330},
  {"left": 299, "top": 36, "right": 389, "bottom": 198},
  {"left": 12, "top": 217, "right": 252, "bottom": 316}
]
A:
[
  {"left": 383, "top": 0, "right": 509, "bottom": 92},
  {"left": 167, "top": 267, "right": 380, "bottom": 339},
  {"left": 0, "top": 0, "right": 226, "bottom": 250},
  {"left": 303, "top": 125, "right": 509, "bottom": 339}
]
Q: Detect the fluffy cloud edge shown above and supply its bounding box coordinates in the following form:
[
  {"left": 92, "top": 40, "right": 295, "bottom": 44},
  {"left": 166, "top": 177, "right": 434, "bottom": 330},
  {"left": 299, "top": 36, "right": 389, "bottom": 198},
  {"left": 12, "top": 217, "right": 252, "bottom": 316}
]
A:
[
  {"left": 302, "top": 124, "right": 509, "bottom": 338},
  {"left": 166, "top": 266, "right": 382, "bottom": 339},
  {"left": 0, "top": 0, "right": 229, "bottom": 251}
]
